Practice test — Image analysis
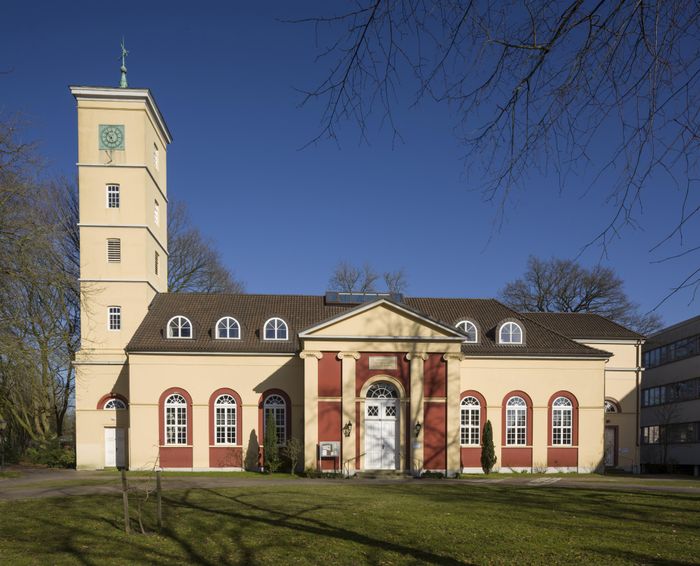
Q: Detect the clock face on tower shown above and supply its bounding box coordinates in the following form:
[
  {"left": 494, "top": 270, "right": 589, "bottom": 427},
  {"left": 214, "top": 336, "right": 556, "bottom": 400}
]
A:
[{"left": 99, "top": 124, "right": 125, "bottom": 150}]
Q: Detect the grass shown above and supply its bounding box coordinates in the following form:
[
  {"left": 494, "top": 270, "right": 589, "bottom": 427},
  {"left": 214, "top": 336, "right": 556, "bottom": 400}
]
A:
[
  {"left": 0, "top": 483, "right": 698, "bottom": 565},
  {"left": 0, "top": 470, "right": 21, "bottom": 479}
]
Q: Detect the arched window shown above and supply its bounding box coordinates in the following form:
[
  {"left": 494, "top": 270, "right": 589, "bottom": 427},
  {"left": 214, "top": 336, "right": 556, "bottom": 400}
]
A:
[
  {"left": 604, "top": 400, "right": 619, "bottom": 413},
  {"left": 552, "top": 397, "right": 573, "bottom": 445},
  {"left": 456, "top": 320, "right": 478, "bottom": 343},
  {"left": 215, "top": 394, "right": 237, "bottom": 445},
  {"left": 506, "top": 396, "right": 527, "bottom": 445},
  {"left": 165, "top": 394, "right": 187, "bottom": 445},
  {"left": 499, "top": 321, "right": 523, "bottom": 344},
  {"left": 168, "top": 316, "right": 192, "bottom": 339},
  {"left": 366, "top": 383, "right": 398, "bottom": 398},
  {"left": 216, "top": 317, "right": 240, "bottom": 339},
  {"left": 263, "top": 394, "right": 287, "bottom": 444},
  {"left": 460, "top": 396, "right": 480, "bottom": 445},
  {"left": 264, "top": 317, "right": 288, "bottom": 340},
  {"left": 104, "top": 398, "right": 126, "bottom": 410}
]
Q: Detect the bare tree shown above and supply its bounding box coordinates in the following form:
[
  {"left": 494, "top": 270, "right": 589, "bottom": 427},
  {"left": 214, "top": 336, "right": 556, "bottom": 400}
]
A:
[
  {"left": 328, "top": 261, "right": 379, "bottom": 292},
  {"left": 167, "top": 201, "right": 245, "bottom": 293},
  {"left": 383, "top": 269, "right": 408, "bottom": 294},
  {"left": 500, "top": 256, "right": 662, "bottom": 335},
  {"left": 294, "top": 2, "right": 700, "bottom": 305}
]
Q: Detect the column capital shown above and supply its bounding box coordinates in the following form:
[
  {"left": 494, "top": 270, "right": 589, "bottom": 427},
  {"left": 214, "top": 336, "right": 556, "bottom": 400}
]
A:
[
  {"left": 442, "top": 352, "right": 465, "bottom": 362},
  {"left": 300, "top": 350, "right": 323, "bottom": 360},
  {"left": 337, "top": 351, "right": 360, "bottom": 360},
  {"left": 405, "top": 352, "right": 429, "bottom": 361}
]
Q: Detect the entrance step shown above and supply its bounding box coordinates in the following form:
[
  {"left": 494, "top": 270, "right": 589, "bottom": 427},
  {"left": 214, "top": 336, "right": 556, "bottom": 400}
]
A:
[{"left": 356, "top": 470, "right": 414, "bottom": 480}]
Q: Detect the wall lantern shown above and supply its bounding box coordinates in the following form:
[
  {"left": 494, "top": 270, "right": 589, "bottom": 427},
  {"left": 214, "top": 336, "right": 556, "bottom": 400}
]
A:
[
  {"left": 414, "top": 421, "right": 422, "bottom": 438},
  {"left": 342, "top": 421, "right": 353, "bottom": 437}
]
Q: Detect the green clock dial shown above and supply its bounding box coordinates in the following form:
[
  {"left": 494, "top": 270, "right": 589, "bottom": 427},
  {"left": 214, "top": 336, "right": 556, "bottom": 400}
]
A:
[{"left": 99, "top": 125, "right": 125, "bottom": 150}]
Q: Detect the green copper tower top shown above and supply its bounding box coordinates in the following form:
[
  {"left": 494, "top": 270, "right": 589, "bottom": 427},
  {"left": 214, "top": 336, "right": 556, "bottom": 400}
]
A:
[{"left": 119, "top": 38, "right": 128, "bottom": 88}]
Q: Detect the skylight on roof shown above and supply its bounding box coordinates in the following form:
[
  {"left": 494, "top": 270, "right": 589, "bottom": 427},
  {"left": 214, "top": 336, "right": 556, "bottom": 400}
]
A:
[{"left": 325, "top": 291, "right": 403, "bottom": 305}]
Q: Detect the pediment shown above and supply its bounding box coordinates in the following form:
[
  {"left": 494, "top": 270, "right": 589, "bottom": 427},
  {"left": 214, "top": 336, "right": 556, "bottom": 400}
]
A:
[{"left": 299, "top": 299, "right": 465, "bottom": 340}]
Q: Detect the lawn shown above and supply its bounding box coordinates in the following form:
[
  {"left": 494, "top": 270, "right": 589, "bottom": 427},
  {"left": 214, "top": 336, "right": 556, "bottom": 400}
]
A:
[{"left": 0, "top": 482, "right": 698, "bottom": 565}]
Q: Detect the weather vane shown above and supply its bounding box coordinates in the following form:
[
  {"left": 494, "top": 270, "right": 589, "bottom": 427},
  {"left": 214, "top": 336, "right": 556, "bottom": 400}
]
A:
[{"left": 119, "top": 38, "right": 128, "bottom": 88}]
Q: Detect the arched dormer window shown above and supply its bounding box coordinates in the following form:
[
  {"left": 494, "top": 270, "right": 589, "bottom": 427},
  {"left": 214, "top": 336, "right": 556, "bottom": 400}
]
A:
[
  {"left": 216, "top": 317, "right": 240, "bottom": 339},
  {"left": 456, "top": 320, "right": 478, "bottom": 343},
  {"left": 264, "top": 317, "right": 288, "bottom": 341},
  {"left": 499, "top": 321, "right": 523, "bottom": 344},
  {"left": 168, "top": 316, "right": 192, "bottom": 339}
]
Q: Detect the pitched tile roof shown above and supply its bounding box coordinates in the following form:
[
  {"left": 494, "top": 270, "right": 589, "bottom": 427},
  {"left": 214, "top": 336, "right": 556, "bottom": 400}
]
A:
[
  {"left": 521, "top": 312, "right": 644, "bottom": 340},
  {"left": 125, "top": 293, "right": 611, "bottom": 358}
]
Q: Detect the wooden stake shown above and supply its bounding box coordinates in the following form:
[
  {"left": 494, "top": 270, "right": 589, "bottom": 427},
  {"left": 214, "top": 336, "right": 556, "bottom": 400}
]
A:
[
  {"left": 156, "top": 469, "right": 162, "bottom": 530},
  {"left": 121, "top": 468, "right": 130, "bottom": 534}
]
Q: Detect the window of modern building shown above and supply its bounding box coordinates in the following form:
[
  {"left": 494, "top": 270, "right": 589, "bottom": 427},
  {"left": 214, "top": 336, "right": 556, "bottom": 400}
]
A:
[
  {"left": 107, "top": 238, "right": 121, "bottom": 263},
  {"left": 165, "top": 393, "right": 187, "bottom": 445},
  {"left": 552, "top": 397, "right": 573, "bottom": 445},
  {"left": 642, "top": 377, "right": 700, "bottom": 407},
  {"left": 263, "top": 394, "right": 287, "bottom": 444},
  {"left": 214, "top": 394, "right": 237, "bottom": 445},
  {"left": 264, "top": 317, "right": 288, "bottom": 340},
  {"left": 460, "top": 396, "right": 481, "bottom": 445},
  {"left": 643, "top": 334, "right": 700, "bottom": 368},
  {"left": 506, "top": 396, "right": 527, "bottom": 445},
  {"left": 103, "top": 398, "right": 126, "bottom": 410},
  {"left": 154, "top": 200, "right": 160, "bottom": 225},
  {"left": 642, "top": 422, "right": 700, "bottom": 445},
  {"left": 216, "top": 317, "right": 240, "bottom": 339},
  {"left": 167, "top": 316, "right": 192, "bottom": 339},
  {"left": 106, "top": 184, "right": 120, "bottom": 208},
  {"left": 499, "top": 321, "right": 523, "bottom": 344},
  {"left": 456, "top": 320, "right": 478, "bottom": 343},
  {"left": 108, "top": 306, "right": 121, "bottom": 331}
]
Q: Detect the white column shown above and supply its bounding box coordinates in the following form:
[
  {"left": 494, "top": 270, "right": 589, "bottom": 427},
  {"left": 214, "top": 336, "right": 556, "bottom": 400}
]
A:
[
  {"left": 301, "top": 351, "right": 323, "bottom": 469},
  {"left": 444, "top": 353, "right": 464, "bottom": 476},
  {"left": 407, "top": 352, "right": 428, "bottom": 475},
  {"left": 338, "top": 351, "right": 360, "bottom": 474}
]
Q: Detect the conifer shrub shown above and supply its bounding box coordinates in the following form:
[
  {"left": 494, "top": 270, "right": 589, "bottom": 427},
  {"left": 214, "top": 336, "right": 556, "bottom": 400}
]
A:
[{"left": 481, "top": 420, "right": 497, "bottom": 474}]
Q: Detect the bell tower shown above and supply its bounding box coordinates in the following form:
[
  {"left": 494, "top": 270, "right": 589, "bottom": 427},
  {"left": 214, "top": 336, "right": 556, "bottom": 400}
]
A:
[{"left": 70, "top": 81, "right": 171, "bottom": 355}]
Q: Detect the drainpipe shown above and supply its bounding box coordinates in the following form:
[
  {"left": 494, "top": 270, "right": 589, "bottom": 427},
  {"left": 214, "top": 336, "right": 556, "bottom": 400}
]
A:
[{"left": 635, "top": 340, "right": 643, "bottom": 474}]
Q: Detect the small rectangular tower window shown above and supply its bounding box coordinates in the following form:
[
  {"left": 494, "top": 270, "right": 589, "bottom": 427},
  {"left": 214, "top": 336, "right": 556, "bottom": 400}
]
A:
[
  {"left": 108, "top": 306, "right": 121, "bottom": 331},
  {"left": 107, "top": 238, "right": 121, "bottom": 263},
  {"left": 154, "top": 200, "right": 160, "bottom": 225},
  {"left": 155, "top": 251, "right": 159, "bottom": 275},
  {"left": 107, "top": 184, "right": 120, "bottom": 208},
  {"left": 153, "top": 144, "right": 160, "bottom": 171}
]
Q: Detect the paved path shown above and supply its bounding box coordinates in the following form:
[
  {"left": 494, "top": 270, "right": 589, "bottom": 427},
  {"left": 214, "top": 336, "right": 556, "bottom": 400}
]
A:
[{"left": 1, "top": 469, "right": 698, "bottom": 501}]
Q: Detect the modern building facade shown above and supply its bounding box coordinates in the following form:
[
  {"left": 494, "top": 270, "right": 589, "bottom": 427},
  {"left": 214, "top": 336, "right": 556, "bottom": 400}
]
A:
[
  {"left": 641, "top": 316, "right": 700, "bottom": 475},
  {"left": 71, "top": 81, "right": 644, "bottom": 475}
]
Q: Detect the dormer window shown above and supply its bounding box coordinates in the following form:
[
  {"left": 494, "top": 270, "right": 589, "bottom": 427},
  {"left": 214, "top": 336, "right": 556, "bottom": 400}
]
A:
[
  {"left": 264, "top": 317, "right": 288, "bottom": 340},
  {"left": 456, "top": 320, "right": 478, "bottom": 343},
  {"left": 168, "top": 316, "right": 192, "bottom": 339},
  {"left": 216, "top": 317, "right": 241, "bottom": 339},
  {"left": 499, "top": 321, "right": 523, "bottom": 344}
]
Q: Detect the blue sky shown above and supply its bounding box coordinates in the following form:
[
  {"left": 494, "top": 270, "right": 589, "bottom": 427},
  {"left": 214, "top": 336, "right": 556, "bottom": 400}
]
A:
[{"left": 2, "top": 2, "right": 698, "bottom": 327}]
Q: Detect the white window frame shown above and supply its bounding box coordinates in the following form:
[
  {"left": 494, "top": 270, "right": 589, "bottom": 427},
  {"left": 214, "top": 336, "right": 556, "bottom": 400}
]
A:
[
  {"left": 552, "top": 396, "right": 573, "bottom": 446},
  {"left": 107, "top": 238, "right": 121, "bottom": 263},
  {"left": 214, "top": 394, "right": 237, "bottom": 445},
  {"left": 506, "top": 396, "right": 527, "bottom": 445},
  {"left": 216, "top": 317, "right": 241, "bottom": 339},
  {"left": 164, "top": 393, "right": 187, "bottom": 445},
  {"left": 108, "top": 306, "right": 121, "bottom": 331},
  {"left": 153, "top": 143, "right": 160, "bottom": 171},
  {"left": 460, "top": 396, "right": 481, "bottom": 445},
  {"left": 604, "top": 400, "right": 618, "bottom": 413},
  {"left": 263, "top": 394, "right": 287, "bottom": 445},
  {"left": 106, "top": 184, "right": 120, "bottom": 208},
  {"left": 499, "top": 321, "right": 523, "bottom": 344},
  {"left": 263, "top": 317, "right": 288, "bottom": 341},
  {"left": 167, "top": 316, "right": 193, "bottom": 339},
  {"left": 103, "top": 398, "right": 126, "bottom": 410},
  {"left": 456, "top": 320, "right": 478, "bottom": 343}
]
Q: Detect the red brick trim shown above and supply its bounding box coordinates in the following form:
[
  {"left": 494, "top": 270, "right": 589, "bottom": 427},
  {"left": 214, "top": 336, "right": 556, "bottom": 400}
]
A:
[
  {"left": 257, "top": 389, "right": 292, "bottom": 444},
  {"left": 208, "top": 388, "right": 243, "bottom": 446},
  {"left": 96, "top": 392, "right": 128, "bottom": 410},
  {"left": 501, "top": 390, "right": 533, "bottom": 446},
  {"left": 547, "top": 390, "right": 579, "bottom": 446}
]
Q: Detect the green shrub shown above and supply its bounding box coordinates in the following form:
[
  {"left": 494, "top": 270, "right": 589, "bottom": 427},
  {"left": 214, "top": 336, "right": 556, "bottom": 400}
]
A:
[
  {"left": 24, "top": 440, "right": 75, "bottom": 468},
  {"left": 481, "top": 420, "right": 497, "bottom": 474},
  {"left": 263, "top": 412, "right": 281, "bottom": 473},
  {"left": 420, "top": 471, "right": 445, "bottom": 479}
]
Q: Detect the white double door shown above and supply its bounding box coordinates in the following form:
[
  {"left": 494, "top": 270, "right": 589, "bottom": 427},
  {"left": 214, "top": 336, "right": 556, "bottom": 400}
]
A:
[
  {"left": 365, "top": 399, "right": 399, "bottom": 470},
  {"left": 104, "top": 427, "right": 125, "bottom": 468}
]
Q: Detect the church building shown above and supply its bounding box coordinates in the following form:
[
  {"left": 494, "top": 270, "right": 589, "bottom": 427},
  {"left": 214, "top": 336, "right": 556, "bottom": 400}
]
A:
[{"left": 70, "top": 80, "right": 645, "bottom": 475}]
